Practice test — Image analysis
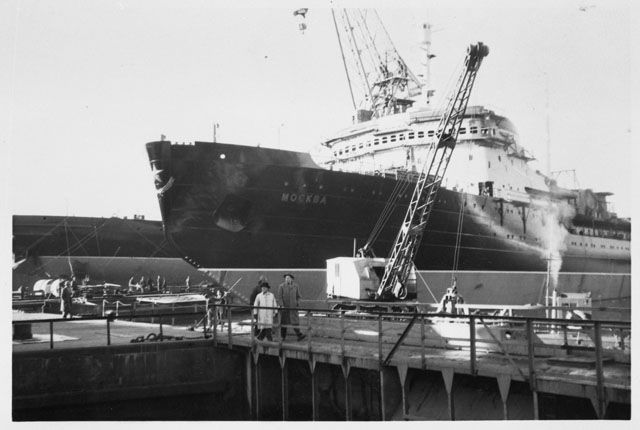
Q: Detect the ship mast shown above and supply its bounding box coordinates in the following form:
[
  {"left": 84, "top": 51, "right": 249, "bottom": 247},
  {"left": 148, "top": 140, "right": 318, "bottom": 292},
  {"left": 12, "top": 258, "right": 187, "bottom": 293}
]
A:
[
  {"left": 420, "top": 22, "right": 436, "bottom": 105},
  {"left": 331, "top": 9, "right": 423, "bottom": 121}
]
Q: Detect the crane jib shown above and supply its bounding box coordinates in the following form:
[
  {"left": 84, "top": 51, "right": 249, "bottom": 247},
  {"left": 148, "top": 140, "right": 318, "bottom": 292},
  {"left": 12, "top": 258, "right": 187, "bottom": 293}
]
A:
[{"left": 375, "top": 42, "right": 489, "bottom": 301}]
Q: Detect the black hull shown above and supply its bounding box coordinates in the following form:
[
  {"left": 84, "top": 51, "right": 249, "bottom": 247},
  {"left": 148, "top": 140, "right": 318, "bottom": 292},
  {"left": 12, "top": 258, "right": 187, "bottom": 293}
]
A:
[
  {"left": 146, "top": 141, "right": 630, "bottom": 275},
  {"left": 13, "top": 215, "right": 179, "bottom": 260}
]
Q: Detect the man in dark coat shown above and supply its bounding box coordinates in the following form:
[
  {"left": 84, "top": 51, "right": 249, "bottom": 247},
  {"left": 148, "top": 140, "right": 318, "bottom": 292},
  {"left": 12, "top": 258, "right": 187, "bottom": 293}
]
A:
[
  {"left": 276, "top": 273, "right": 305, "bottom": 341},
  {"left": 60, "top": 281, "right": 73, "bottom": 319}
]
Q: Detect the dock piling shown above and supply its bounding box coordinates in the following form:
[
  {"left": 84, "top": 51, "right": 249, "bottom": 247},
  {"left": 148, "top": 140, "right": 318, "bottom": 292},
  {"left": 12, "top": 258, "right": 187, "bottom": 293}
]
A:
[
  {"left": 442, "top": 367, "right": 455, "bottom": 420},
  {"left": 497, "top": 374, "right": 511, "bottom": 420}
]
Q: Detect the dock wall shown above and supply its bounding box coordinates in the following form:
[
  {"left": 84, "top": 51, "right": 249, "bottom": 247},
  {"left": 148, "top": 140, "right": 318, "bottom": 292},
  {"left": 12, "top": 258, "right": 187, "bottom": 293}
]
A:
[{"left": 13, "top": 337, "right": 630, "bottom": 420}]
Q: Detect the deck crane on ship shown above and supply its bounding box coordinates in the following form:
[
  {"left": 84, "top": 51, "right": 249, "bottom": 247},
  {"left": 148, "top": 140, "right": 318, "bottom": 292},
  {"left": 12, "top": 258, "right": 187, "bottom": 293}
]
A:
[{"left": 326, "top": 40, "right": 489, "bottom": 305}]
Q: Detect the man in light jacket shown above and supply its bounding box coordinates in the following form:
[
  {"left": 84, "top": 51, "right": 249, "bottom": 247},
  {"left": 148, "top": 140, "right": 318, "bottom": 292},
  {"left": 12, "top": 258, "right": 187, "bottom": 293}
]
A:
[{"left": 253, "top": 282, "right": 278, "bottom": 341}]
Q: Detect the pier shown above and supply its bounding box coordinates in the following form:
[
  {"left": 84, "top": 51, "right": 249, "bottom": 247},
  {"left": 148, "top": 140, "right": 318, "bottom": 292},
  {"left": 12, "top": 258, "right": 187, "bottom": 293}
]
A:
[{"left": 12, "top": 302, "right": 630, "bottom": 420}]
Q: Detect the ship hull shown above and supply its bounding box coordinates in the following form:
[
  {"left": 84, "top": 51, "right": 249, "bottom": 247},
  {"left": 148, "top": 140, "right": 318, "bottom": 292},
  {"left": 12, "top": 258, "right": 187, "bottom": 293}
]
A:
[
  {"left": 13, "top": 215, "right": 179, "bottom": 260},
  {"left": 147, "top": 141, "right": 630, "bottom": 276}
]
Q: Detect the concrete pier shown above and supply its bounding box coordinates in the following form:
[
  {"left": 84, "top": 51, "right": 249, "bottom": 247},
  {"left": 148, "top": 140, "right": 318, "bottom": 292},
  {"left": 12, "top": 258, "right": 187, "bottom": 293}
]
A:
[{"left": 12, "top": 307, "right": 631, "bottom": 420}]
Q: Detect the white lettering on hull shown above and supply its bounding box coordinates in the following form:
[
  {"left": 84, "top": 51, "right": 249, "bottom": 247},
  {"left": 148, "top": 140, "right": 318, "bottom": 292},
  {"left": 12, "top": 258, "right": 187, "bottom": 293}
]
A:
[{"left": 281, "top": 193, "right": 327, "bottom": 205}]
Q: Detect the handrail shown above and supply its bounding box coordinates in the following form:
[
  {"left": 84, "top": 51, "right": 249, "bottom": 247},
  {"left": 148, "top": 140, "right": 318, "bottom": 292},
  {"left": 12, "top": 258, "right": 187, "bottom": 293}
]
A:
[{"left": 13, "top": 302, "right": 632, "bottom": 328}]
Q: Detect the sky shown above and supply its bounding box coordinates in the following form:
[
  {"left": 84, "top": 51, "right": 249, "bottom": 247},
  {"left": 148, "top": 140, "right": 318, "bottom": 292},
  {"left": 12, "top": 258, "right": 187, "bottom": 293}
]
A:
[{"left": 1, "top": 0, "right": 636, "bottom": 221}]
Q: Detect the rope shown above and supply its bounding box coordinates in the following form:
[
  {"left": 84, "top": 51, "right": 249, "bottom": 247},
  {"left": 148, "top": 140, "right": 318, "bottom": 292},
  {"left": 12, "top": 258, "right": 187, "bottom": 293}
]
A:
[
  {"left": 451, "top": 194, "right": 465, "bottom": 282},
  {"left": 416, "top": 270, "right": 438, "bottom": 303},
  {"left": 64, "top": 220, "right": 74, "bottom": 276},
  {"left": 364, "top": 173, "right": 413, "bottom": 251}
]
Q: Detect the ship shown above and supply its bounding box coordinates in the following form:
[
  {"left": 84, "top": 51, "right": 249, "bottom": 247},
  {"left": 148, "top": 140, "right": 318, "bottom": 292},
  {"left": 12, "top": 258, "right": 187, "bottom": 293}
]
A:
[
  {"left": 13, "top": 214, "right": 176, "bottom": 261},
  {"left": 145, "top": 11, "right": 630, "bottom": 310},
  {"left": 12, "top": 215, "right": 216, "bottom": 291}
]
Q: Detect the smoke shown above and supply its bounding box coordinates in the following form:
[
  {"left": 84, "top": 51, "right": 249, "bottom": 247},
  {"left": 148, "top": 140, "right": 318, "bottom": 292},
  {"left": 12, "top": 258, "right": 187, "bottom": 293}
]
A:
[{"left": 539, "top": 200, "right": 575, "bottom": 291}]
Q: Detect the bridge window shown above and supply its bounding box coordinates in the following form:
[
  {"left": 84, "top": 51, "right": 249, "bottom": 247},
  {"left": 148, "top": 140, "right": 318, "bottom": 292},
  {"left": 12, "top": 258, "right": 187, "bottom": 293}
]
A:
[
  {"left": 460, "top": 128, "right": 466, "bottom": 134},
  {"left": 374, "top": 138, "right": 379, "bottom": 145},
  {"left": 428, "top": 130, "right": 435, "bottom": 137},
  {"left": 418, "top": 131, "right": 425, "bottom": 138},
  {"left": 399, "top": 134, "right": 405, "bottom": 141},
  {"left": 390, "top": 135, "right": 397, "bottom": 142},
  {"left": 382, "top": 137, "right": 388, "bottom": 144},
  {"left": 470, "top": 126, "right": 478, "bottom": 134},
  {"left": 408, "top": 132, "right": 415, "bottom": 139}
]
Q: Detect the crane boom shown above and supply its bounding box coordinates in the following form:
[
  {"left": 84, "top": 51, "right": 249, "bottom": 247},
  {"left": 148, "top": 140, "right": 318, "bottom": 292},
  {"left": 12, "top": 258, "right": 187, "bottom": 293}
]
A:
[{"left": 375, "top": 42, "right": 489, "bottom": 301}]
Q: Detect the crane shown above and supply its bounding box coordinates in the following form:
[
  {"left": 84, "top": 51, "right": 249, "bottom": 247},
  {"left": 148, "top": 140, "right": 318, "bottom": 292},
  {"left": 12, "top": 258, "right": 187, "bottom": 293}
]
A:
[
  {"left": 374, "top": 42, "right": 489, "bottom": 301},
  {"left": 326, "top": 42, "right": 489, "bottom": 304}
]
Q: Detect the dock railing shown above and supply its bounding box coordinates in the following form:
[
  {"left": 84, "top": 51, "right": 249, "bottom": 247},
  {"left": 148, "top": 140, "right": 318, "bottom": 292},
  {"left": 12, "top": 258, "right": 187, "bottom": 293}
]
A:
[{"left": 13, "top": 301, "right": 630, "bottom": 372}]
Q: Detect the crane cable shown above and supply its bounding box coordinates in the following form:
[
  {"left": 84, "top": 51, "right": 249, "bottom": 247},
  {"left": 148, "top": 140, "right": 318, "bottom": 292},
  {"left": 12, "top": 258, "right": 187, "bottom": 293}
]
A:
[
  {"left": 363, "top": 176, "right": 407, "bottom": 248},
  {"left": 451, "top": 194, "right": 465, "bottom": 282},
  {"left": 363, "top": 173, "right": 413, "bottom": 251}
]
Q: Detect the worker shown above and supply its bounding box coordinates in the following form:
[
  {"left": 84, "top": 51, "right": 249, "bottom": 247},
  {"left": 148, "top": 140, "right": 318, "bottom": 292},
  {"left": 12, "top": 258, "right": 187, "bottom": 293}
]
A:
[
  {"left": 250, "top": 275, "right": 268, "bottom": 309},
  {"left": 212, "top": 286, "right": 228, "bottom": 329},
  {"left": 436, "top": 278, "right": 465, "bottom": 315},
  {"left": 60, "top": 281, "right": 73, "bottom": 319},
  {"left": 277, "top": 273, "right": 305, "bottom": 341},
  {"left": 250, "top": 275, "right": 268, "bottom": 335},
  {"left": 253, "top": 282, "right": 278, "bottom": 341},
  {"left": 137, "top": 277, "right": 146, "bottom": 293}
]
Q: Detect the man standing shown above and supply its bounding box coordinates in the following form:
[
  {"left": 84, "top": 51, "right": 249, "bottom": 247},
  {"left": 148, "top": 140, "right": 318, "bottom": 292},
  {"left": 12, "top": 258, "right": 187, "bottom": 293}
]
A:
[
  {"left": 60, "top": 281, "right": 73, "bottom": 319},
  {"left": 250, "top": 275, "right": 268, "bottom": 335},
  {"left": 277, "top": 273, "right": 305, "bottom": 341},
  {"left": 253, "top": 282, "right": 278, "bottom": 341}
]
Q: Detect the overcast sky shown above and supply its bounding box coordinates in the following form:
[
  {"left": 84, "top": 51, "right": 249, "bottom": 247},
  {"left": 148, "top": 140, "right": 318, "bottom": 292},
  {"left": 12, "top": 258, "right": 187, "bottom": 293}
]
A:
[{"left": 1, "top": 0, "right": 635, "bottom": 220}]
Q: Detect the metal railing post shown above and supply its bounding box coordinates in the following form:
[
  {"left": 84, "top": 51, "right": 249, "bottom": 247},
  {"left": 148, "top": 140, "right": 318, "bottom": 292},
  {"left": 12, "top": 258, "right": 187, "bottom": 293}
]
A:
[
  {"left": 526, "top": 319, "right": 538, "bottom": 420},
  {"left": 49, "top": 321, "right": 54, "bottom": 349},
  {"left": 340, "top": 310, "right": 345, "bottom": 358},
  {"left": 227, "top": 304, "right": 233, "bottom": 348},
  {"left": 159, "top": 316, "right": 163, "bottom": 340},
  {"left": 420, "top": 315, "right": 426, "bottom": 370},
  {"left": 107, "top": 318, "right": 111, "bottom": 346},
  {"left": 594, "top": 321, "right": 605, "bottom": 419},
  {"left": 306, "top": 310, "right": 312, "bottom": 355},
  {"left": 378, "top": 313, "right": 383, "bottom": 368},
  {"left": 469, "top": 315, "right": 476, "bottom": 375},
  {"left": 203, "top": 302, "right": 208, "bottom": 339},
  {"left": 250, "top": 308, "right": 255, "bottom": 347},
  {"left": 213, "top": 303, "right": 218, "bottom": 345}
]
